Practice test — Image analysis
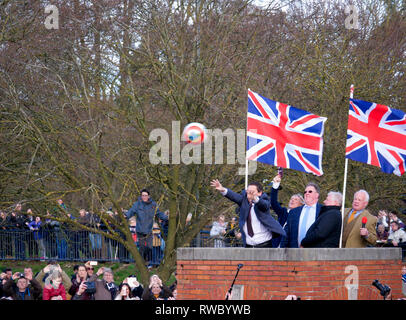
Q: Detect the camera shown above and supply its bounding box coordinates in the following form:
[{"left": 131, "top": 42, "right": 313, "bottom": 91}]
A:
[
  {"left": 84, "top": 281, "right": 96, "bottom": 294},
  {"left": 372, "top": 279, "right": 391, "bottom": 298}
]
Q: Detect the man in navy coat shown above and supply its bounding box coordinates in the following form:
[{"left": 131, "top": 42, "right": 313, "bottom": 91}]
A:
[
  {"left": 210, "top": 179, "right": 285, "bottom": 248},
  {"left": 269, "top": 174, "right": 304, "bottom": 247},
  {"left": 280, "top": 182, "right": 322, "bottom": 248}
]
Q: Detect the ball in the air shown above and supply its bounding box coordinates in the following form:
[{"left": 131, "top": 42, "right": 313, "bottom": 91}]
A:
[{"left": 182, "top": 122, "right": 207, "bottom": 145}]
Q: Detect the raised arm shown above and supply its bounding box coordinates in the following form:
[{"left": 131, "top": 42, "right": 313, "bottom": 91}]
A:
[
  {"left": 210, "top": 179, "right": 226, "bottom": 193},
  {"left": 211, "top": 179, "right": 244, "bottom": 206}
]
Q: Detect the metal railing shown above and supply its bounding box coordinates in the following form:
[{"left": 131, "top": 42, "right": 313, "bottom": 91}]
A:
[
  {"left": 3, "top": 230, "right": 400, "bottom": 263},
  {"left": 0, "top": 228, "right": 243, "bottom": 263}
]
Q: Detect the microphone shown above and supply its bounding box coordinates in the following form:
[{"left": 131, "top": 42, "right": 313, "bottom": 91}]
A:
[
  {"left": 362, "top": 216, "right": 367, "bottom": 228},
  {"left": 225, "top": 264, "right": 244, "bottom": 300}
]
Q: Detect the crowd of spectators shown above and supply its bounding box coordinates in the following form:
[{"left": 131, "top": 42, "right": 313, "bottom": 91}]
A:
[
  {"left": 375, "top": 210, "right": 406, "bottom": 248},
  {"left": 0, "top": 261, "right": 177, "bottom": 300},
  {"left": 210, "top": 215, "right": 242, "bottom": 248},
  {"left": 0, "top": 192, "right": 167, "bottom": 267}
]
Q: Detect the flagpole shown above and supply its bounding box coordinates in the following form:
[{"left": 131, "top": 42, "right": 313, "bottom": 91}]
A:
[
  {"left": 339, "top": 84, "right": 354, "bottom": 248},
  {"left": 245, "top": 89, "right": 250, "bottom": 190},
  {"left": 245, "top": 158, "right": 248, "bottom": 190}
]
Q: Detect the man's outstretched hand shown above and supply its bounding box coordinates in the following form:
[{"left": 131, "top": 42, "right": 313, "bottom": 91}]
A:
[{"left": 210, "top": 179, "right": 226, "bottom": 193}]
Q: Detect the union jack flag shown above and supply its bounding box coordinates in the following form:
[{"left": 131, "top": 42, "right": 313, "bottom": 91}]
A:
[
  {"left": 346, "top": 98, "right": 406, "bottom": 176},
  {"left": 246, "top": 89, "right": 327, "bottom": 176}
]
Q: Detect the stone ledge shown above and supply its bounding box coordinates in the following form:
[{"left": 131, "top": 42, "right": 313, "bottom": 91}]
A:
[{"left": 177, "top": 247, "right": 402, "bottom": 261}]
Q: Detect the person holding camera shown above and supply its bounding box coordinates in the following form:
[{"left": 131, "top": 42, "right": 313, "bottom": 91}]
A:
[
  {"left": 68, "top": 265, "right": 93, "bottom": 300},
  {"left": 35, "top": 262, "right": 71, "bottom": 292},
  {"left": 0, "top": 268, "right": 13, "bottom": 298},
  {"left": 2, "top": 272, "right": 42, "bottom": 300},
  {"left": 142, "top": 276, "right": 174, "bottom": 300},
  {"left": 123, "top": 275, "right": 144, "bottom": 299},
  {"left": 114, "top": 283, "right": 137, "bottom": 300},
  {"left": 71, "top": 280, "right": 91, "bottom": 300},
  {"left": 372, "top": 279, "right": 392, "bottom": 300},
  {"left": 141, "top": 274, "right": 173, "bottom": 300},
  {"left": 79, "top": 267, "right": 119, "bottom": 300}
]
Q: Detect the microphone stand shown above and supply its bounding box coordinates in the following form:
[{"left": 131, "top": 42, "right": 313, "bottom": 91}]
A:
[{"left": 225, "top": 264, "right": 243, "bottom": 300}]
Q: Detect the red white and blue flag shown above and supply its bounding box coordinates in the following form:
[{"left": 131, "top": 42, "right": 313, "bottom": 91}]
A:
[
  {"left": 346, "top": 98, "right": 406, "bottom": 176},
  {"left": 247, "top": 89, "right": 327, "bottom": 176}
]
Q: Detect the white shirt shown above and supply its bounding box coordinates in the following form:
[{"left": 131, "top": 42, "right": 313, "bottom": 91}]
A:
[
  {"left": 298, "top": 204, "right": 317, "bottom": 247},
  {"left": 243, "top": 203, "right": 272, "bottom": 245},
  {"left": 222, "top": 189, "right": 272, "bottom": 245}
]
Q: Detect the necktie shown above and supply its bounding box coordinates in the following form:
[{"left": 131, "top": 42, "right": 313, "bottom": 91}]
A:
[
  {"left": 298, "top": 206, "right": 310, "bottom": 245},
  {"left": 347, "top": 210, "right": 357, "bottom": 224},
  {"left": 246, "top": 203, "right": 254, "bottom": 237}
]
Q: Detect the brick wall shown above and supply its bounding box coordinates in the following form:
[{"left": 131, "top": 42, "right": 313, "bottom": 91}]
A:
[{"left": 176, "top": 248, "right": 404, "bottom": 300}]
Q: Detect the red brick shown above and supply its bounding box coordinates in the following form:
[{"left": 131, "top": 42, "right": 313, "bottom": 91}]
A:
[{"left": 177, "top": 258, "right": 403, "bottom": 300}]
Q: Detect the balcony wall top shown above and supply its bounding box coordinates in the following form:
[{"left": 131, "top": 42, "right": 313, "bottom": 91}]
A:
[{"left": 177, "top": 247, "right": 402, "bottom": 261}]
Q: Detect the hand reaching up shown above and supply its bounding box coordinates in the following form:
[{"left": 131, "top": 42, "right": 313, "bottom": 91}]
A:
[{"left": 210, "top": 179, "right": 226, "bottom": 193}]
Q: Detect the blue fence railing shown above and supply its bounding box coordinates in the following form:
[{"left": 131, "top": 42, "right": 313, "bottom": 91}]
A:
[
  {"left": 4, "top": 230, "right": 398, "bottom": 263},
  {"left": 0, "top": 229, "right": 243, "bottom": 263},
  {"left": 0, "top": 230, "right": 133, "bottom": 262}
]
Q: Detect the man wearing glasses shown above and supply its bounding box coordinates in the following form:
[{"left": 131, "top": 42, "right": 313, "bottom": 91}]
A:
[{"left": 280, "top": 182, "right": 322, "bottom": 248}]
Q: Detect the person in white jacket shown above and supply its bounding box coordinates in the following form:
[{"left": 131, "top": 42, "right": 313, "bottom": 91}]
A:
[
  {"left": 210, "top": 215, "right": 228, "bottom": 248},
  {"left": 385, "top": 221, "right": 406, "bottom": 247}
]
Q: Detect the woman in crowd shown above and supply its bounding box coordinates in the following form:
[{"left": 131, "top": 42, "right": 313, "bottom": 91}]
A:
[
  {"left": 142, "top": 282, "right": 173, "bottom": 300},
  {"left": 171, "top": 284, "right": 178, "bottom": 300},
  {"left": 210, "top": 214, "right": 228, "bottom": 248},
  {"left": 68, "top": 265, "right": 92, "bottom": 299},
  {"left": 114, "top": 283, "right": 136, "bottom": 300},
  {"left": 142, "top": 274, "right": 173, "bottom": 300}
]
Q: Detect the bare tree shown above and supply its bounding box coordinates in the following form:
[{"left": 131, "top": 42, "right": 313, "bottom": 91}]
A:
[{"left": 0, "top": 0, "right": 405, "bottom": 285}]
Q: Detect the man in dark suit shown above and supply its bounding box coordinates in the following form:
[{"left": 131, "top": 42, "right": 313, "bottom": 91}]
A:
[
  {"left": 210, "top": 179, "right": 285, "bottom": 248},
  {"left": 280, "top": 182, "right": 322, "bottom": 248},
  {"left": 269, "top": 174, "right": 304, "bottom": 247},
  {"left": 300, "top": 191, "right": 343, "bottom": 248}
]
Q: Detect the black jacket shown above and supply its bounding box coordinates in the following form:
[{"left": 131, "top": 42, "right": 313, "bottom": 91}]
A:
[
  {"left": 2, "top": 278, "right": 43, "bottom": 300},
  {"left": 300, "top": 205, "right": 342, "bottom": 248},
  {"left": 141, "top": 285, "right": 172, "bottom": 300}
]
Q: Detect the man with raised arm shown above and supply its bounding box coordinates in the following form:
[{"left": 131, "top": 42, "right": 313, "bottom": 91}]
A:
[{"left": 210, "top": 179, "right": 285, "bottom": 248}]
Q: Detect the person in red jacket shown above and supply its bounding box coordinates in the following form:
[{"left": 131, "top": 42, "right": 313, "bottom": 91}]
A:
[{"left": 43, "top": 270, "right": 66, "bottom": 300}]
